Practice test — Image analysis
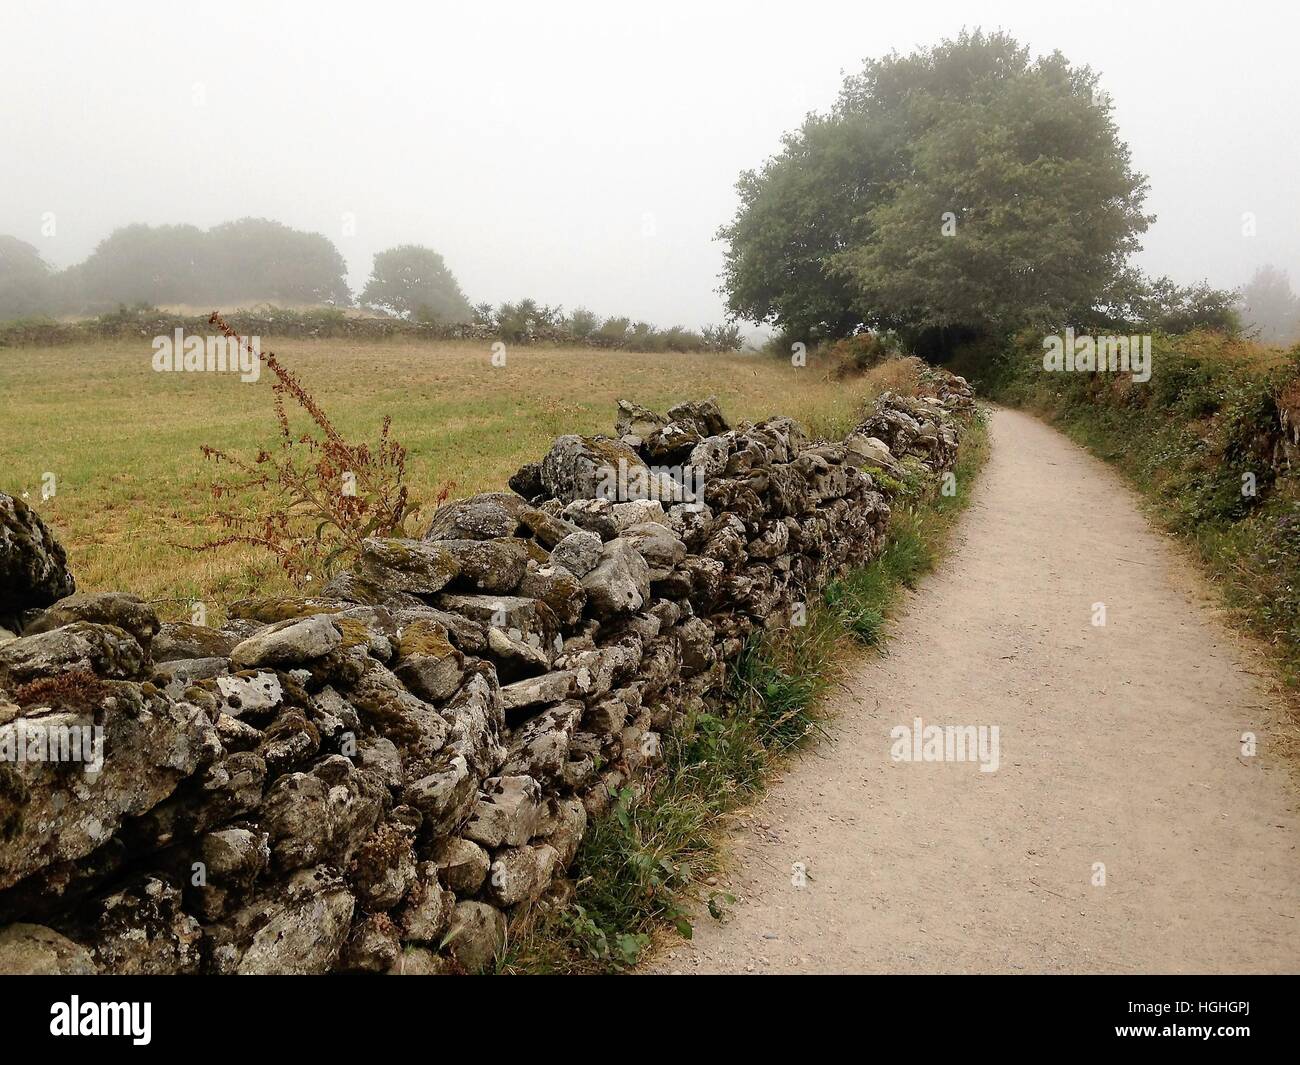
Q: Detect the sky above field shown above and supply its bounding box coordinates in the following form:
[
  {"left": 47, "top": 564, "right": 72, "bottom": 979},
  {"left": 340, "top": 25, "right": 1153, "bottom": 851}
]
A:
[{"left": 2, "top": 0, "right": 1296, "bottom": 327}]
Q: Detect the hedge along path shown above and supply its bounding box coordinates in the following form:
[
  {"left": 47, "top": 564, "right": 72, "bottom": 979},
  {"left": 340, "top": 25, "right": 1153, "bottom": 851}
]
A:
[{"left": 648, "top": 406, "right": 1300, "bottom": 974}]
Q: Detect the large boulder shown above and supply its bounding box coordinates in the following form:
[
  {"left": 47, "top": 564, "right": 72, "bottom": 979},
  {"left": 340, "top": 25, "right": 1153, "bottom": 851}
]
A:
[
  {"left": 580, "top": 539, "right": 651, "bottom": 616},
  {"left": 210, "top": 866, "right": 355, "bottom": 975},
  {"left": 430, "top": 836, "right": 491, "bottom": 896},
  {"left": 549, "top": 531, "right": 603, "bottom": 577},
  {"left": 666, "top": 397, "right": 729, "bottom": 437},
  {"left": 88, "top": 874, "right": 203, "bottom": 975},
  {"left": 0, "top": 622, "right": 144, "bottom": 685},
  {"left": 0, "top": 493, "right": 75, "bottom": 618},
  {"left": 620, "top": 522, "right": 687, "bottom": 581},
  {"left": 229, "top": 616, "right": 342, "bottom": 668},
  {"left": 614, "top": 399, "right": 667, "bottom": 440},
  {"left": 0, "top": 923, "right": 96, "bottom": 975},
  {"left": 257, "top": 755, "right": 385, "bottom": 873},
  {"left": 152, "top": 622, "right": 239, "bottom": 663},
  {"left": 844, "top": 433, "right": 904, "bottom": 477},
  {"left": 517, "top": 564, "right": 586, "bottom": 627},
  {"left": 439, "top": 539, "right": 528, "bottom": 594},
  {"left": 539, "top": 435, "right": 648, "bottom": 504},
  {"left": 502, "top": 700, "right": 583, "bottom": 782},
  {"left": 22, "top": 592, "right": 160, "bottom": 653},
  {"left": 425, "top": 493, "right": 580, "bottom": 549},
  {"left": 485, "top": 843, "right": 559, "bottom": 907},
  {"left": 462, "top": 775, "right": 542, "bottom": 849},
  {"left": 0, "top": 684, "right": 221, "bottom": 891},
  {"left": 424, "top": 493, "right": 527, "bottom": 541},
  {"left": 392, "top": 619, "right": 465, "bottom": 703},
  {"left": 445, "top": 900, "right": 506, "bottom": 974},
  {"left": 435, "top": 594, "right": 560, "bottom": 662}
]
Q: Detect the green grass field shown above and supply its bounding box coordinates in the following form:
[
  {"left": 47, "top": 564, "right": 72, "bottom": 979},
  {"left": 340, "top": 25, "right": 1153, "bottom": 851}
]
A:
[{"left": 1, "top": 337, "right": 882, "bottom": 617}]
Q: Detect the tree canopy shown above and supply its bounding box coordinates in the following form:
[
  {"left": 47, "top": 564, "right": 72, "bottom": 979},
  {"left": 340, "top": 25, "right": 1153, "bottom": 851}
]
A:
[
  {"left": 0, "top": 236, "right": 54, "bottom": 319},
  {"left": 204, "top": 218, "right": 351, "bottom": 305},
  {"left": 360, "top": 244, "right": 473, "bottom": 322},
  {"left": 719, "top": 31, "right": 1154, "bottom": 352},
  {"left": 1240, "top": 265, "right": 1300, "bottom": 345},
  {"left": 12, "top": 219, "right": 353, "bottom": 314}
]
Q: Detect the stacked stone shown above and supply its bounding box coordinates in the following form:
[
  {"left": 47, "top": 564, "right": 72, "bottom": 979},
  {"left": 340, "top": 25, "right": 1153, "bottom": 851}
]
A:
[{"left": 0, "top": 370, "right": 973, "bottom": 975}]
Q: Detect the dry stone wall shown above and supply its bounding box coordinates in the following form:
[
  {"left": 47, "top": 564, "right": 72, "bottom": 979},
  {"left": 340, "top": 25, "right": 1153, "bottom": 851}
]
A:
[
  {"left": 0, "top": 368, "right": 974, "bottom": 974},
  {"left": 2, "top": 311, "right": 686, "bottom": 350}
]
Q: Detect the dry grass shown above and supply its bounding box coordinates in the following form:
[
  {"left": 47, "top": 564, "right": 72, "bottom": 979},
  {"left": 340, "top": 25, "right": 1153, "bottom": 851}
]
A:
[
  {"left": 1175, "top": 328, "right": 1293, "bottom": 370},
  {"left": 860, "top": 355, "right": 925, "bottom": 397},
  {"left": 1, "top": 337, "right": 877, "bottom": 619}
]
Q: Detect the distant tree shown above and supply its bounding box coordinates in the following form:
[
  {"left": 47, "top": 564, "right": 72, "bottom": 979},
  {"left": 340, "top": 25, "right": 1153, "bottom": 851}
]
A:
[
  {"left": 493, "top": 299, "right": 537, "bottom": 341},
  {"left": 720, "top": 30, "right": 1153, "bottom": 358},
  {"left": 1239, "top": 265, "right": 1300, "bottom": 345},
  {"left": 360, "top": 245, "right": 472, "bottom": 322},
  {"left": 702, "top": 322, "right": 743, "bottom": 352},
  {"left": 1140, "top": 277, "right": 1242, "bottom": 335},
  {"left": 68, "top": 218, "right": 351, "bottom": 309},
  {"left": 533, "top": 303, "right": 565, "bottom": 328},
  {"left": 205, "top": 218, "right": 351, "bottom": 305},
  {"left": 566, "top": 307, "right": 598, "bottom": 338},
  {"left": 1080, "top": 269, "right": 1241, "bottom": 335},
  {"left": 74, "top": 222, "right": 206, "bottom": 306},
  {"left": 0, "top": 236, "right": 55, "bottom": 319},
  {"left": 596, "top": 316, "right": 630, "bottom": 346}
]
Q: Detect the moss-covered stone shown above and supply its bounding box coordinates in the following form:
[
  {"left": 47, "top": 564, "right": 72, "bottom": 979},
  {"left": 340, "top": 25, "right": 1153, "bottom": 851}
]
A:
[{"left": 0, "top": 492, "right": 75, "bottom": 616}]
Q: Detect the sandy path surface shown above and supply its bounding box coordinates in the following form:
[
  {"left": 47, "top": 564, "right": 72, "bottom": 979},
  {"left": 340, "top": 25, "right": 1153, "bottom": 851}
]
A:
[{"left": 647, "top": 407, "right": 1300, "bottom": 974}]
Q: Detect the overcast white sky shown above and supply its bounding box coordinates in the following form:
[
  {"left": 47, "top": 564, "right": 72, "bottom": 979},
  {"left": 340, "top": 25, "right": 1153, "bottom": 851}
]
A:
[{"left": 2, "top": 0, "right": 1296, "bottom": 325}]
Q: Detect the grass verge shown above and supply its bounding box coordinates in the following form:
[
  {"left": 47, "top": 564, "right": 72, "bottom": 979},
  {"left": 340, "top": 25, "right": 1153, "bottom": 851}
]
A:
[{"left": 501, "top": 409, "right": 990, "bottom": 973}]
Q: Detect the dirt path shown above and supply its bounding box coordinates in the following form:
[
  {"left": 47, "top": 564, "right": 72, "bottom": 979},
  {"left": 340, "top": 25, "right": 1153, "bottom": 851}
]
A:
[{"left": 648, "top": 407, "right": 1300, "bottom": 974}]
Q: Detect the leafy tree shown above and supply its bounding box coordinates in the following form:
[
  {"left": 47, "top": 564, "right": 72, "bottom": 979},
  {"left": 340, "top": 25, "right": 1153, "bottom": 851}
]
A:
[
  {"left": 1239, "top": 265, "right": 1300, "bottom": 345},
  {"left": 1085, "top": 269, "right": 1241, "bottom": 335},
  {"left": 701, "top": 322, "right": 744, "bottom": 352},
  {"left": 718, "top": 113, "right": 881, "bottom": 343},
  {"left": 360, "top": 244, "right": 472, "bottom": 322},
  {"left": 566, "top": 307, "right": 599, "bottom": 338},
  {"left": 66, "top": 219, "right": 351, "bottom": 309},
  {"left": 0, "top": 236, "right": 55, "bottom": 319},
  {"left": 719, "top": 31, "right": 1153, "bottom": 357},
  {"left": 493, "top": 300, "right": 532, "bottom": 342},
  {"left": 73, "top": 222, "right": 206, "bottom": 306},
  {"left": 597, "top": 316, "right": 630, "bottom": 345},
  {"left": 205, "top": 218, "right": 351, "bottom": 305},
  {"left": 1139, "top": 277, "right": 1241, "bottom": 335}
]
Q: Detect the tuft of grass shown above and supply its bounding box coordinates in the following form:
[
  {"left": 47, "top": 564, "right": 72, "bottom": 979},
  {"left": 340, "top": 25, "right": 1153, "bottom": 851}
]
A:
[{"left": 502, "top": 410, "right": 989, "bottom": 974}]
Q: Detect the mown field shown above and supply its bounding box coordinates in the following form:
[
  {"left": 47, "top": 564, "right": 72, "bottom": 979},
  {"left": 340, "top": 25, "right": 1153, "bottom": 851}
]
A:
[{"left": 0, "top": 337, "right": 878, "bottom": 617}]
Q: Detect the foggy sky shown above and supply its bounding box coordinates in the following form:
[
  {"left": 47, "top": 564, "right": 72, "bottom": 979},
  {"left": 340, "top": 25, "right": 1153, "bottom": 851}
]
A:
[{"left": 3, "top": 0, "right": 1296, "bottom": 326}]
